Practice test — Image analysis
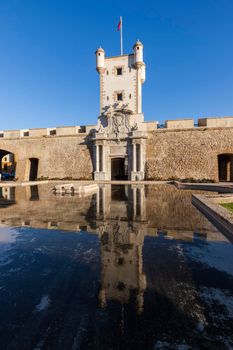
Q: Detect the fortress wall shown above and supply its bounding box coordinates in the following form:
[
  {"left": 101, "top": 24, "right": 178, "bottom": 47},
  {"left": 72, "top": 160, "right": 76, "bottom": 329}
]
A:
[
  {"left": 198, "top": 117, "right": 233, "bottom": 127},
  {"left": 0, "top": 135, "right": 93, "bottom": 181},
  {"left": 165, "top": 119, "right": 194, "bottom": 129},
  {"left": 146, "top": 127, "right": 233, "bottom": 181}
]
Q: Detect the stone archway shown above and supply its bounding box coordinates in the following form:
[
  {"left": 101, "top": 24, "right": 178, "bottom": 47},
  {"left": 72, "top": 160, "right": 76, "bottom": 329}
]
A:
[
  {"left": 111, "top": 158, "right": 127, "bottom": 180},
  {"left": 29, "top": 158, "right": 39, "bottom": 181},
  {"left": 218, "top": 154, "right": 233, "bottom": 181},
  {"left": 0, "top": 149, "right": 16, "bottom": 180}
]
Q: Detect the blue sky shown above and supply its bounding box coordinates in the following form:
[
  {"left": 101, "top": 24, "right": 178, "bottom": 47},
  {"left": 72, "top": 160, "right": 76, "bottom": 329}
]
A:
[{"left": 0, "top": 0, "right": 232, "bottom": 129}]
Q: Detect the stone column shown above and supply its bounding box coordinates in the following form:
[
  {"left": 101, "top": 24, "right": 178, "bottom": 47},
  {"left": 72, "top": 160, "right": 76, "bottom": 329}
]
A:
[
  {"left": 96, "top": 145, "right": 99, "bottom": 172},
  {"left": 140, "top": 143, "right": 143, "bottom": 172},
  {"left": 96, "top": 187, "right": 100, "bottom": 217},
  {"left": 133, "top": 143, "right": 137, "bottom": 172},
  {"left": 132, "top": 186, "right": 137, "bottom": 218},
  {"left": 102, "top": 145, "right": 105, "bottom": 172}
]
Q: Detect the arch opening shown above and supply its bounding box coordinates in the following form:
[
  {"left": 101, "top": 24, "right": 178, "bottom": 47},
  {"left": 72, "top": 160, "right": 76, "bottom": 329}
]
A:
[
  {"left": 218, "top": 154, "right": 233, "bottom": 182},
  {"left": 29, "top": 158, "right": 39, "bottom": 181},
  {"left": 0, "top": 149, "right": 16, "bottom": 181},
  {"left": 111, "top": 158, "right": 127, "bottom": 180}
]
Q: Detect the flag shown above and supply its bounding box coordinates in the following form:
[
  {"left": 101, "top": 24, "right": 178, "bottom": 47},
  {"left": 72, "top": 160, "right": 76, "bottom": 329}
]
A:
[{"left": 117, "top": 18, "right": 121, "bottom": 31}]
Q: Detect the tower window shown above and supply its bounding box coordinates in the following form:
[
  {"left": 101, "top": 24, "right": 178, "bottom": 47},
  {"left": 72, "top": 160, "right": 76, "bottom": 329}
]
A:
[
  {"left": 116, "top": 67, "right": 122, "bottom": 75},
  {"left": 129, "top": 94, "right": 131, "bottom": 99},
  {"left": 117, "top": 93, "right": 123, "bottom": 101},
  {"left": 137, "top": 47, "right": 139, "bottom": 50},
  {"left": 98, "top": 53, "right": 101, "bottom": 56}
]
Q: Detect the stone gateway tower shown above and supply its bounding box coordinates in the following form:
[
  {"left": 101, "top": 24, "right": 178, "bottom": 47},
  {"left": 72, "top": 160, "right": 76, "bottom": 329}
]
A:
[{"left": 93, "top": 41, "right": 154, "bottom": 180}]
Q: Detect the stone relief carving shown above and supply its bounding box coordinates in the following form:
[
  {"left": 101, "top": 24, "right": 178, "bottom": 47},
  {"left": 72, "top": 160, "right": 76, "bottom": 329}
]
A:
[
  {"left": 132, "top": 122, "right": 138, "bottom": 131},
  {"left": 97, "top": 104, "right": 134, "bottom": 139}
]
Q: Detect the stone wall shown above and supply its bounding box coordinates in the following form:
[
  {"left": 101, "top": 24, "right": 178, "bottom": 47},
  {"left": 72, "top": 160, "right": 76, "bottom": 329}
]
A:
[
  {"left": 2, "top": 122, "right": 233, "bottom": 182},
  {"left": 146, "top": 127, "right": 233, "bottom": 181},
  {"left": 0, "top": 135, "right": 93, "bottom": 181}
]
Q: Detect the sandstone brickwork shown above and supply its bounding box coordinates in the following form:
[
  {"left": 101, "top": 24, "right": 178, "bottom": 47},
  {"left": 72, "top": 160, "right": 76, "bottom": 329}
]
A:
[
  {"left": 146, "top": 127, "right": 233, "bottom": 181},
  {"left": 1, "top": 124, "right": 233, "bottom": 182},
  {"left": 0, "top": 135, "right": 93, "bottom": 181}
]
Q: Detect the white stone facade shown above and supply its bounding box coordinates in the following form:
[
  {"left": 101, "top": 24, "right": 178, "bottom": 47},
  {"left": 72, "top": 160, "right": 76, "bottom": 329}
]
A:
[{"left": 94, "top": 41, "right": 153, "bottom": 181}]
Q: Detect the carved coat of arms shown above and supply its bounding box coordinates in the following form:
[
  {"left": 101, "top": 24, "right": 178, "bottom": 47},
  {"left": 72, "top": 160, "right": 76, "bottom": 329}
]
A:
[
  {"left": 112, "top": 113, "right": 124, "bottom": 136},
  {"left": 97, "top": 106, "right": 134, "bottom": 139}
]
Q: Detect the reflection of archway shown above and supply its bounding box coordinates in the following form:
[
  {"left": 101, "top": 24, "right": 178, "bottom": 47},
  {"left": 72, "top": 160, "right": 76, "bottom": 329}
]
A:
[
  {"left": 218, "top": 154, "right": 233, "bottom": 181},
  {"left": 0, "top": 149, "right": 16, "bottom": 180},
  {"left": 111, "top": 158, "right": 127, "bottom": 180},
  {"left": 29, "top": 158, "right": 39, "bottom": 181}
]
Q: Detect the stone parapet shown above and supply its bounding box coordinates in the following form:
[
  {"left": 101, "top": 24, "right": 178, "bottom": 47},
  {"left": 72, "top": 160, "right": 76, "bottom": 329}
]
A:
[
  {"left": 1, "top": 116, "right": 233, "bottom": 140},
  {"left": 198, "top": 116, "right": 233, "bottom": 128},
  {"left": 0, "top": 125, "right": 91, "bottom": 140},
  {"left": 165, "top": 119, "right": 194, "bottom": 129}
]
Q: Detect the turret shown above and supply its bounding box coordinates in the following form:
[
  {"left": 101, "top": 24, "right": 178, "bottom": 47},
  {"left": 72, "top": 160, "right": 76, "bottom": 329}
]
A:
[
  {"left": 133, "top": 40, "right": 144, "bottom": 69},
  {"left": 95, "top": 47, "right": 105, "bottom": 74}
]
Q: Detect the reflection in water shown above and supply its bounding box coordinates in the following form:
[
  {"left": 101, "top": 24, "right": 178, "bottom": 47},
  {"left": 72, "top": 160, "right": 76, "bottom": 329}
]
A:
[
  {"left": 0, "top": 184, "right": 232, "bottom": 349},
  {"left": 0, "top": 187, "right": 15, "bottom": 207},
  {"left": 97, "top": 185, "right": 146, "bottom": 313}
]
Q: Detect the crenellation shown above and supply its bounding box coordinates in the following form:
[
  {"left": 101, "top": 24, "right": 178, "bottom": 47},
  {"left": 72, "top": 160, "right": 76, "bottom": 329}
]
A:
[
  {"left": 165, "top": 119, "right": 194, "bottom": 129},
  {"left": 198, "top": 116, "right": 233, "bottom": 128},
  {"left": 1, "top": 117, "right": 233, "bottom": 141}
]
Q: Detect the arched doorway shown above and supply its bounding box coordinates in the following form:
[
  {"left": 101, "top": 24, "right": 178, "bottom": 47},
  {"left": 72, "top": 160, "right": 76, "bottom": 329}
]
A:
[
  {"left": 0, "top": 149, "right": 16, "bottom": 180},
  {"left": 218, "top": 154, "right": 233, "bottom": 181},
  {"left": 29, "top": 158, "right": 39, "bottom": 181},
  {"left": 111, "top": 158, "right": 127, "bottom": 180}
]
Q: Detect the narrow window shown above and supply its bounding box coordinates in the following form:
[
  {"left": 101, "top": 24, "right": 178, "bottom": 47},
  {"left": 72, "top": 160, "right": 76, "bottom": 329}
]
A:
[
  {"left": 107, "top": 96, "right": 109, "bottom": 101},
  {"left": 117, "top": 93, "right": 123, "bottom": 101},
  {"left": 129, "top": 94, "right": 132, "bottom": 99},
  {"left": 107, "top": 70, "right": 109, "bottom": 75},
  {"left": 116, "top": 67, "right": 122, "bottom": 75}
]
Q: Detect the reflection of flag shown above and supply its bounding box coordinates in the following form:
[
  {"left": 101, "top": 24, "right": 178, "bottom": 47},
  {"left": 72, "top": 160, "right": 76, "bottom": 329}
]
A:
[{"left": 117, "top": 18, "right": 121, "bottom": 31}]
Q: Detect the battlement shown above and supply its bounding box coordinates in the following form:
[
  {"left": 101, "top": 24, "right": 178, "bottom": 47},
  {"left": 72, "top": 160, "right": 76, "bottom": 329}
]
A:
[
  {"left": 0, "top": 116, "right": 233, "bottom": 140},
  {"left": 162, "top": 116, "right": 233, "bottom": 130},
  {"left": 0, "top": 124, "right": 96, "bottom": 139}
]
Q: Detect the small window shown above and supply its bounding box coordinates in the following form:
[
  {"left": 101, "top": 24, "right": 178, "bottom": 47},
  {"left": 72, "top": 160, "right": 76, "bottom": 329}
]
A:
[
  {"left": 78, "top": 125, "right": 86, "bottom": 133},
  {"left": 23, "top": 131, "right": 29, "bottom": 137},
  {"left": 107, "top": 96, "right": 109, "bottom": 101},
  {"left": 0, "top": 133, "right": 3, "bottom": 138},
  {"left": 98, "top": 53, "right": 101, "bottom": 56},
  {"left": 137, "top": 46, "right": 139, "bottom": 50},
  {"left": 107, "top": 70, "right": 109, "bottom": 75},
  {"left": 49, "top": 129, "right": 56, "bottom": 136},
  {"left": 117, "top": 93, "right": 123, "bottom": 101},
  {"left": 129, "top": 67, "right": 131, "bottom": 72},
  {"left": 116, "top": 67, "right": 122, "bottom": 75},
  {"left": 129, "top": 94, "right": 132, "bottom": 99}
]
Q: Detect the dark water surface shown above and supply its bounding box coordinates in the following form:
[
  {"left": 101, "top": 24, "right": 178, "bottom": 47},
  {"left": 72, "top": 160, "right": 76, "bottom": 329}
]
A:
[{"left": 0, "top": 184, "right": 232, "bottom": 350}]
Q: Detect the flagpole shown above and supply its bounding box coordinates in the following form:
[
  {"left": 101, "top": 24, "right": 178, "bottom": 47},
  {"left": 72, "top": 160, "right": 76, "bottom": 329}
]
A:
[{"left": 120, "top": 16, "right": 123, "bottom": 55}]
